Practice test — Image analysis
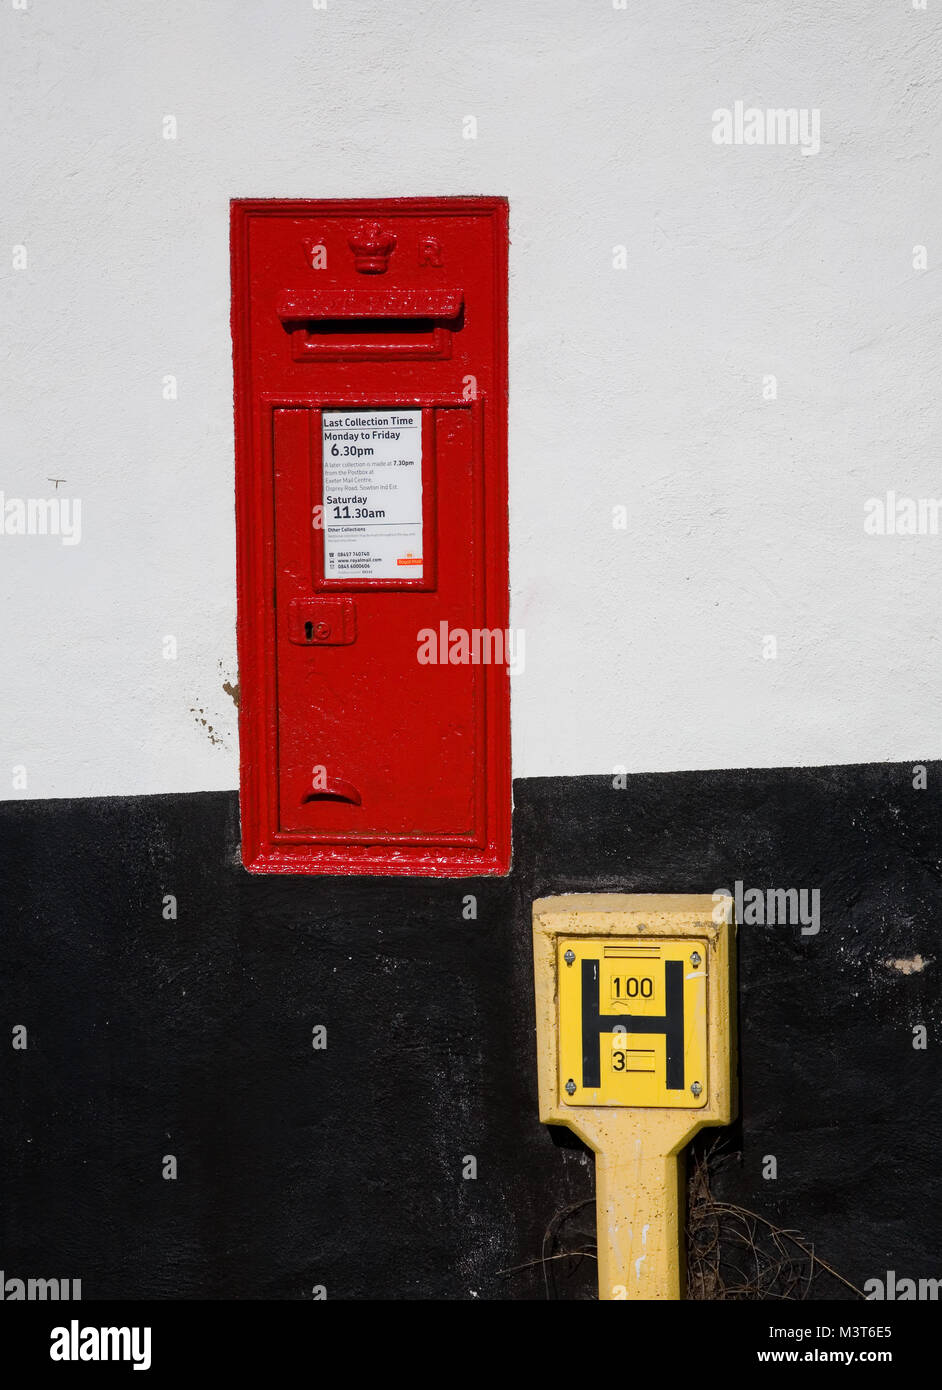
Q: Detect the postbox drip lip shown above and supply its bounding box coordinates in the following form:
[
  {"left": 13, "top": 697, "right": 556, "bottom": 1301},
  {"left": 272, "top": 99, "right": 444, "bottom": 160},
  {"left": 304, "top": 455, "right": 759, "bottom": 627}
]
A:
[{"left": 277, "top": 289, "right": 464, "bottom": 322}]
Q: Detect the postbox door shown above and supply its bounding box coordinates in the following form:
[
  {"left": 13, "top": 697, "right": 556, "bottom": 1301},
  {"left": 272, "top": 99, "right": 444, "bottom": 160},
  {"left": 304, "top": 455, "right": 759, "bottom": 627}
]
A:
[{"left": 272, "top": 399, "right": 485, "bottom": 845}]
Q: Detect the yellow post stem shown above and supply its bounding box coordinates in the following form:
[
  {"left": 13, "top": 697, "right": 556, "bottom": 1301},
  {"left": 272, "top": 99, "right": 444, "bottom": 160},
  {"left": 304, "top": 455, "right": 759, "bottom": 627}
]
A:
[
  {"left": 569, "top": 1111, "right": 698, "bottom": 1301},
  {"left": 593, "top": 1124, "right": 686, "bottom": 1300}
]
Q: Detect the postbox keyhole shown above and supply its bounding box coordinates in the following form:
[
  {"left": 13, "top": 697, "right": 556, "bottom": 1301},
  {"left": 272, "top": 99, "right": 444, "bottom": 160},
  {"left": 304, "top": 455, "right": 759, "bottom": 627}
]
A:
[{"left": 304, "top": 621, "right": 314, "bottom": 642}]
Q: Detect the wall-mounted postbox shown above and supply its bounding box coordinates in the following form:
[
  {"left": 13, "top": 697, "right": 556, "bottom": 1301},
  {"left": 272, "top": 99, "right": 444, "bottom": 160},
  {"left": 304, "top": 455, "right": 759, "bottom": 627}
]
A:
[
  {"left": 532, "top": 895, "right": 736, "bottom": 1300},
  {"left": 231, "top": 198, "right": 510, "bottom": 875}
]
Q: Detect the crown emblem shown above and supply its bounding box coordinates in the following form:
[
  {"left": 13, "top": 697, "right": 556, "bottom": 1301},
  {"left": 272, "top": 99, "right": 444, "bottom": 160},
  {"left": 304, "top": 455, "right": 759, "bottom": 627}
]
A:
[{"left": 348, "top": 223, "right": 396, "bottom": 274}]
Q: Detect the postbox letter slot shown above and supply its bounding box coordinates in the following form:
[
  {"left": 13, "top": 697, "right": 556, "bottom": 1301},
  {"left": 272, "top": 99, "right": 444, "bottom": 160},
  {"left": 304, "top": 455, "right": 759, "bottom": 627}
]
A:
[
  {"left": 277, "top": 289, "right": 464, "bottom": 361},
  {"left": 305, "top": 316, "right": 438, "bottom": 337}
]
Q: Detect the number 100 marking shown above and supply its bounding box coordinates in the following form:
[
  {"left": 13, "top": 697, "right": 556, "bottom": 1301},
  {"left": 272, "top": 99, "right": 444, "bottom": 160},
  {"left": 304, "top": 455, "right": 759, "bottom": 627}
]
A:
[{"left": 612, "top": 976, "right": 653, "bottom": 999}]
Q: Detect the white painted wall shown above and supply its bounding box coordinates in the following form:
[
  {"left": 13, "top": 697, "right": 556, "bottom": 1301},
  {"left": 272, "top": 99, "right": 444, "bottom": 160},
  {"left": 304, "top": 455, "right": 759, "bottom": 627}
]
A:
[{"left": 2, "top": 0, "right": 940, "bottom": 799}]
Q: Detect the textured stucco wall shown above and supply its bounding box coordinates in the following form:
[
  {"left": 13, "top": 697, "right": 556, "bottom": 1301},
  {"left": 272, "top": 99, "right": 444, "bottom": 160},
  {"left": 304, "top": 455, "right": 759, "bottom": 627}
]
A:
[
  {"left": 2, "top": 2, "right": 940, "bottom": 797},
  {"left": 3, "top": 765, "right": 939, "bottom": 1298}
]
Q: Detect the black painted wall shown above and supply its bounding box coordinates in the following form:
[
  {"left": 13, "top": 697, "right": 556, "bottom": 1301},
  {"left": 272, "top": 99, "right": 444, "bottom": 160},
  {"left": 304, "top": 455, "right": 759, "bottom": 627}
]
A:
[{"left": 1, "top": 764, "right": 939, "bottom": 1299}]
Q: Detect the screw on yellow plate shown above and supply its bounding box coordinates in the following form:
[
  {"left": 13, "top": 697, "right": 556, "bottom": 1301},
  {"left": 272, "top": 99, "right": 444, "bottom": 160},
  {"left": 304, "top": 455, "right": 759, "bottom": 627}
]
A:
[{"left": 532, "top": 894, "right": 737, "bottom": 1301}]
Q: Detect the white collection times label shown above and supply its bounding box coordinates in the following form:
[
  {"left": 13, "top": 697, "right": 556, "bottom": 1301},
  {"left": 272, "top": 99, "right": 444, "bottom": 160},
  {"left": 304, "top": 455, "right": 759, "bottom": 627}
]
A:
[{"left": 321, "top": 410, "right": 423, "bottom": 580}]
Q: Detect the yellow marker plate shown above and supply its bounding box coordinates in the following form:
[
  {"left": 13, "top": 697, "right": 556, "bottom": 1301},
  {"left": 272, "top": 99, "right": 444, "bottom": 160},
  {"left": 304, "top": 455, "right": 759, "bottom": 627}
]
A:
[{"left": 558, "top": 937, "right": 708, "bottom": 1108}]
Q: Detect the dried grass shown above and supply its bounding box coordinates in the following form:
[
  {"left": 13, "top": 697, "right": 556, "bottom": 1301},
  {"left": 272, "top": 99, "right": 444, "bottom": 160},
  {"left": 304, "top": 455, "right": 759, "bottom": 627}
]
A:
[
  {"left": 501, "top": 1139, "right": 863, "bottom": 1300},
  {"left": 685, "top": 1139, "right": 863, "bottom": 1300}
]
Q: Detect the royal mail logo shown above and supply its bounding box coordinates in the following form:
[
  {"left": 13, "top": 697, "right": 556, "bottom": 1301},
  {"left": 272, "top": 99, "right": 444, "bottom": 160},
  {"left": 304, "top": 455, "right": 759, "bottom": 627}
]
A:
[{"left": 397, "top": 553, "right": 423, "bottom": 566}]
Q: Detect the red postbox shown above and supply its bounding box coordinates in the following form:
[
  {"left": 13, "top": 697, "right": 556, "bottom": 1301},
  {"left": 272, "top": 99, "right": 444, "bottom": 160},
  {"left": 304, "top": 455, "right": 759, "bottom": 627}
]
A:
[{"left": 231, "top": 198, "right": 510, "bottom": 875}]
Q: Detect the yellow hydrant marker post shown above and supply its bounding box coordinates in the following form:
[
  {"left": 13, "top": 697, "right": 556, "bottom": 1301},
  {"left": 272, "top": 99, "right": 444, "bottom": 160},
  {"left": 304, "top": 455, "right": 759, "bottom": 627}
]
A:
[{"left": 532, "top": 894, "right": 736, "bottom": 1301}]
